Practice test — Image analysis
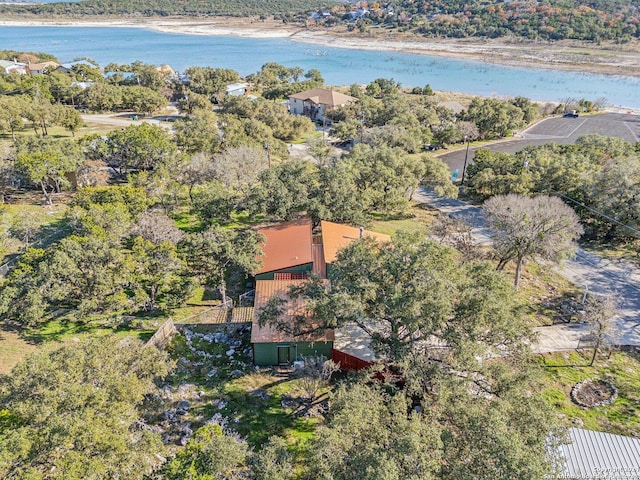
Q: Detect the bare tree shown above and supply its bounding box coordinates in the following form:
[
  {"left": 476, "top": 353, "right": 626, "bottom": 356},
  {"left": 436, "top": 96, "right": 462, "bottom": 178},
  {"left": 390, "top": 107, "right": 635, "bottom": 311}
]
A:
[
  {"left": 211, "top": 145, "right": 268, "bottom": 198},
  {"left": 484, "top": 194, "right": 583, "bottom": 288},
  {"left": 296, "top": 356, "right": 340, "bottom": 402},
  {"left": 430, "top": 214, "right": 481, "bottom": 261},
  {"left": 130, "top": 210, "right": 185, "bottom": 245},
  {"left": 179, "top": 152, "right": 216, "bottom": 203},
  {"left": 581, "top": 294, "right": 619, "bottom": 366}
]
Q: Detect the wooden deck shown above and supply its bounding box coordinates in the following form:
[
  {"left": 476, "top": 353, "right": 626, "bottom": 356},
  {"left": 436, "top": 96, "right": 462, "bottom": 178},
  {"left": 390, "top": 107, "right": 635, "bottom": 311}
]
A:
[{"left": 178, "top": 306, "right": 254, "bottom": 324}]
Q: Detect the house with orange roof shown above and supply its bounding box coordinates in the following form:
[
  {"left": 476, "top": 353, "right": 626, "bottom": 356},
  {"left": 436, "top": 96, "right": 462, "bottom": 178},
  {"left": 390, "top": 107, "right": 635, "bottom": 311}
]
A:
[
  {"left": 251, "top": 218, "right": 390, "bottom": 366},
  {"left": 254, "top": 218, "right": 315, "bottom": 280},
  {"left": 251, "top": 279, "right": 335, "bottom": 365}
]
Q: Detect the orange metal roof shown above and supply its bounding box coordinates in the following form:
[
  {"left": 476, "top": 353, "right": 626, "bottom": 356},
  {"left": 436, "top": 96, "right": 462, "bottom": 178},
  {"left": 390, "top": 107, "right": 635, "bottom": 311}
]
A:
[
  {"left": 251, "top": 279, "right": 334, "bottom": 344},
  {"left": 320, "top": 221, "right": 391, "bottom": 264},
  {"left": 255, "top": 218, "right": 313, "bottom": 275}
]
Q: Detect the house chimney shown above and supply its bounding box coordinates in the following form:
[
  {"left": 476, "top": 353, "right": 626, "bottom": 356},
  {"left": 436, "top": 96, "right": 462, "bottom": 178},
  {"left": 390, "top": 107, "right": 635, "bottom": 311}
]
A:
[{"left": 359, "top": 226, "right": 364, "bottom": 239}]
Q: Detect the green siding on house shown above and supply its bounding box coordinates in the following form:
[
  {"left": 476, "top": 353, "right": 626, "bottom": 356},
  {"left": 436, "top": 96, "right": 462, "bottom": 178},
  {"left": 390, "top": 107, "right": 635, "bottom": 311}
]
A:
[
  {"left": 255, "top": 263, "right": 313, "bottom": 280},
  {"left": 253, "top": 341, "right": 333, "bottom": 366}
]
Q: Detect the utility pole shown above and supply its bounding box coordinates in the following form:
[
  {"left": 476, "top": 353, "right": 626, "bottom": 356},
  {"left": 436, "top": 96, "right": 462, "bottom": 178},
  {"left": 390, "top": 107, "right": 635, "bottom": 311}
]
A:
[
  {"left": 460, "top": 136, "right": 471, "bottom": 185},
  {"left": 264, "top": 141, "right": 271, "bottom": 168}
]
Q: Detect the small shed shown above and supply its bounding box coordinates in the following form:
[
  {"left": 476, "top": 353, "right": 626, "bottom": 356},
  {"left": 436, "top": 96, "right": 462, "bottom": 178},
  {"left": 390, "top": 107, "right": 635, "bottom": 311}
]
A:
[{"left": 252, "top": 279, "right": 334, "bottom": 366}]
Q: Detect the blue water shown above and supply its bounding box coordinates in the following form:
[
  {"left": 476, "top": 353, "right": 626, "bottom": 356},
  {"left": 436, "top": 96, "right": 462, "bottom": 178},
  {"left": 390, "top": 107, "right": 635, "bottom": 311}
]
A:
[{"left": 1, "top": 25, "right": 639, "bottom": 108}]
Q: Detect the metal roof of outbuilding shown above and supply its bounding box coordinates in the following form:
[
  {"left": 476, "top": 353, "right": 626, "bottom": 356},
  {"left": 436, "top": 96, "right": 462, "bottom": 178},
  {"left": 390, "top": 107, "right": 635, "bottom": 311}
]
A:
[
  {"left": 251, "top": 279, "right": 334, "bottom": 344},
  {"left": 556, "top": 428, "right": 640, "bottom": 479}
]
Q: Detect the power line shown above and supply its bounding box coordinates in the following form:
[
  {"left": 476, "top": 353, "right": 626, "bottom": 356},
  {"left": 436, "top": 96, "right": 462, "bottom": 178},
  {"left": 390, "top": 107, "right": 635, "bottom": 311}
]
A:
[
  {"left": 523, "top": 161, "right": 640, "bottom": 237},
  {"left": 550, "top": 188, "right": 640, "bottom": 238}
]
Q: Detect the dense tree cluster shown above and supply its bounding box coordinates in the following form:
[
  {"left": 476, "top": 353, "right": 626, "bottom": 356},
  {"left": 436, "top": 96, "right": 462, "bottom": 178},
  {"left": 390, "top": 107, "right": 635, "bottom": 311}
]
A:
[
  {"left": 465, "top": 135, "right": 640, "bottom": 241},
  {"left": 0, "top": 0, "right": 337, "bottom": 18},
  {"left": 2, "top": 1, "right": 639, "bottom": 43},
  {"left": 0, "top": 336, "right": 171, "bottom": 479},
  {"left": 0, "top": 52, "right": 600, "bottom": 479}
]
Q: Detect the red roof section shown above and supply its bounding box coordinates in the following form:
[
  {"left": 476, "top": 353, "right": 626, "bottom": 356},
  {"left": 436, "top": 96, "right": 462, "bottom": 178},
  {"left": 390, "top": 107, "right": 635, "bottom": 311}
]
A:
[
  {"left": 320, "top": 221, "right": 391, "bottom": 264},
  {"left": 251, "top": 279, "right": 335, "bottom": 343},
  {"left": 255, "top": 218, "right": 313, "bottom": 275}
]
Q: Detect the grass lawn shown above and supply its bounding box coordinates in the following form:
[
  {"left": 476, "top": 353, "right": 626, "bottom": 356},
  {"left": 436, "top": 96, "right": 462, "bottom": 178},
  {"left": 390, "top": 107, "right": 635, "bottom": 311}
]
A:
[
  {"left": 0, "top": 325, "right": 38, "bottom": 375},
  {"left": 539, "top": 350, "right": 640, "bottom": 436},
  {"left": 369, "top": 202, "right": 439, "bottom": 236}
]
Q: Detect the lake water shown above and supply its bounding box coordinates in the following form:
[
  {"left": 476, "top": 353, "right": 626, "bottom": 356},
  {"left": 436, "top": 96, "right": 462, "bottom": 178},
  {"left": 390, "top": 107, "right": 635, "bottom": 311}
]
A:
[{"left": 1, "top": 25, "right": 639, "bottom": 108}]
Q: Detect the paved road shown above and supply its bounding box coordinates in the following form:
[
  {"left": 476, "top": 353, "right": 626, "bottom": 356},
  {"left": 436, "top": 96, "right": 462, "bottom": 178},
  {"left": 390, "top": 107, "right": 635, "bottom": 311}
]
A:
[
  {"left": 438, "top": 112, "right": 640, "bottom": 174},
  {"left": 413, "top": 186, "right": 640, "bottom": 352}
]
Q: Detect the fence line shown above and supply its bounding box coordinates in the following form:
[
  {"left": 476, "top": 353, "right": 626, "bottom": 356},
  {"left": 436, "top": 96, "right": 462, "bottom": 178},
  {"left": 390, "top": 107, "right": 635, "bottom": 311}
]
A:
[{"left": 145, "top": 318, "right": 178, "bottom": 348}]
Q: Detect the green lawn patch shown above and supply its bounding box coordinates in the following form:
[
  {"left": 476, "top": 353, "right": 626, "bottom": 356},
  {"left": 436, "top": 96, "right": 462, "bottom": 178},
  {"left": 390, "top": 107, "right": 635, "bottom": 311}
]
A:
[
  {"left": 369, "top": 202, "right": 439, "bottom": 236},
  {"left": 539, "top": 350, "right": 640, "bottom": 436}
]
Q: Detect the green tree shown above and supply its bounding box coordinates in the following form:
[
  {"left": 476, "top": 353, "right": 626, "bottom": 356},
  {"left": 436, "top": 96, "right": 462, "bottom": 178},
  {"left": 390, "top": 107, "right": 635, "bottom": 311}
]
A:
[
  {"left": 585, "top": 156, "right": 640, "bottom": 240},
  {"left": 81, "top": 82, "right": 123, "bottom": 112},
  {"left": 0, "top": 96, "right": 25, "bottom": 142},
  {"left": 14, "top": 136, "right": 84, "bottom": 204},
  {"left": 45, "top": 234, "right": 131, "bottom": 316},
  {"left": 0, "top": 336, "right": 170, "bottom": 480},
  {"left": 157, "top": 424, "right": 248, "bottom": 480},
  {"left": 130, "top": 236, "right": 191, "bottom": 312},
  {"left": 421, "top": 155, "right": 458, "bottom": 198},
  {"left": 250, "top": 436, "right": 293, "bottom": 480},
  {"left": 309, "top": 162, "right": 368, "bottom": 225},
  {"left": 465, "top": 149, "right": 534, "bottom": 198},
  {"left": 460, "top": 97, "right": 526, "bottom": 139},
  {"left": 248, "top": 161, "right": 317, "bottom": 221},
  {"left": 54, "top": 104, "right": 83, "bottom": 137},
  {"left": 310, "top": 383, "right": 441, "bottom": 480},
  {"left": 191, "top": 182, "right": 241, "bottom": 225},
  {"left": 184, "top": 66, "right": 240, "bottom": 104},
  {"left": 344, "top": 144, "right": 425, "bottom": 212},
  {"left": 96, "top": 123, "right": 176, "bottom": 175},
  {"left": 174, "top": 110, "right": 222, "bottom": 155},
  {"left": 122, "top": 85, "right": 168, "bottom": 116},
  {"left": 179, "top": 226, "right": 263, "bottom": 305}
]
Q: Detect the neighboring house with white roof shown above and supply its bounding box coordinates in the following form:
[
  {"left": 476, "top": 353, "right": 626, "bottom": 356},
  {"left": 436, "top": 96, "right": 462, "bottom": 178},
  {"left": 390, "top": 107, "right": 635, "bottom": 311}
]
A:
[
  {"left": 226, "top": 82, "right": 248, "bottom": 97},
  {"left": 0, "top": 60, "right": 27, "bottom": 75},
  {"left": 288, "top": 88, "right": 358, "bottom": 123}
]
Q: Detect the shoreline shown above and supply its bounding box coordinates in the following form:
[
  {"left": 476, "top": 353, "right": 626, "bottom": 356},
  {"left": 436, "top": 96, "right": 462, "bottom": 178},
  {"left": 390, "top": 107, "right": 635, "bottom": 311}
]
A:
[{"left": 2, "top": 18, "right": 640, "bottom": 79}]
